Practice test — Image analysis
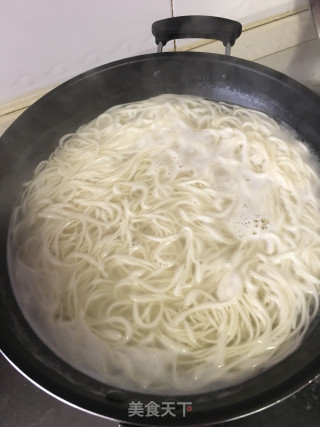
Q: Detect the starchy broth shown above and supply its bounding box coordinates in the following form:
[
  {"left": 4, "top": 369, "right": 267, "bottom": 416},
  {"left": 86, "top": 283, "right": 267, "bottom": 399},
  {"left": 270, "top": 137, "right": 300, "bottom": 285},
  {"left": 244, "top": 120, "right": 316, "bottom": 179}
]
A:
[{"left": 8, "top": 94, "right": 320, "bottom": 394}]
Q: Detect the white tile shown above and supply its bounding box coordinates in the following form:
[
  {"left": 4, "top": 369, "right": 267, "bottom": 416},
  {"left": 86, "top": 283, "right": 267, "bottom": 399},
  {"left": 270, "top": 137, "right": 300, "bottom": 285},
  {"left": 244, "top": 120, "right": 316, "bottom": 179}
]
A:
[
  {"left": 173, "top": 0, "right": 308, "bottom": 24},
  {"left": 171, "top": 0, "right": 309, "bottom": 51},
  {"left": 0, "top": 0, "right": 172, "bottom": 104},
  {"left": 256, "top": 39, "right": 320, "bottom": 94},
  {"left": 189, "top": 11, "right": 317, "bottom": 62}
]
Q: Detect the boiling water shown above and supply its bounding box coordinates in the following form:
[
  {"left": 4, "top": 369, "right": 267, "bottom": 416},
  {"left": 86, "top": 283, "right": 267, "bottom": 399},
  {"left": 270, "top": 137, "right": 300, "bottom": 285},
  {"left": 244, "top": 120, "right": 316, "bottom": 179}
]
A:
[{"left": 7, "top": 95, "right": 320, "bottom": 394}]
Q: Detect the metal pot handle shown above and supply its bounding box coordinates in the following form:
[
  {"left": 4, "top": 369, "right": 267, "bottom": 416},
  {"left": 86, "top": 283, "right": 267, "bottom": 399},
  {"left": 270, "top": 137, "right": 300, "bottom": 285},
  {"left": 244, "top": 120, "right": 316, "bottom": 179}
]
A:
[{"left": 152, "top": 15, "right": 242, "bottom": 55}]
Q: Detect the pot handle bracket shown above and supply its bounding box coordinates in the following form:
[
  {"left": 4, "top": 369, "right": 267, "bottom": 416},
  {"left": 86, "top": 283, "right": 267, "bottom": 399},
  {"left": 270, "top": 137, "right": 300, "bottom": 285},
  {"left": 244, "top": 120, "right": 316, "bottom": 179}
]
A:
[{"left": 152, "top": 15, "right": 242, "bottom": 55}]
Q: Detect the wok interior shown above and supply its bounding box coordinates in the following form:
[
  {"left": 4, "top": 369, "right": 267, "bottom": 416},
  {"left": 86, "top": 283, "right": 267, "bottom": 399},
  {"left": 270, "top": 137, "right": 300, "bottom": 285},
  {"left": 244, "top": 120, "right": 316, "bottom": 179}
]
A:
[{"left": 1, "top": 52, "right": 320, "bottom": 425}]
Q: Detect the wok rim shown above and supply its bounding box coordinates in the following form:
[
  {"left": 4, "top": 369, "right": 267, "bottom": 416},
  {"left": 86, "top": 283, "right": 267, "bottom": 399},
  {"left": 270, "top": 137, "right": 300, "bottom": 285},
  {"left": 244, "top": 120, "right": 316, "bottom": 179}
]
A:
[{"left": 1, "top": 51, "right": 320, "bottom": 426}]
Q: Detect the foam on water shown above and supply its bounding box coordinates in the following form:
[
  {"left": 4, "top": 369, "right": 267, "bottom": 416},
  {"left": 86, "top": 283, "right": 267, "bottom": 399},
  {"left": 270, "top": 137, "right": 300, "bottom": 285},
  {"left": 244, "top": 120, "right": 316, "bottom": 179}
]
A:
[{"left": 8, "top": 95, "right": 320, "bottom": 395}]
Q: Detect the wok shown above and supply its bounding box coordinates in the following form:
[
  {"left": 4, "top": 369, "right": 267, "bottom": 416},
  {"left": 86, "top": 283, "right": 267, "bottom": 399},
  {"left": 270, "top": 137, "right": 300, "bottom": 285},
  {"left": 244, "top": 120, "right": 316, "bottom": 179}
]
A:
[{"left": 1, "top": 16, "right": 320, "bottom": 426}]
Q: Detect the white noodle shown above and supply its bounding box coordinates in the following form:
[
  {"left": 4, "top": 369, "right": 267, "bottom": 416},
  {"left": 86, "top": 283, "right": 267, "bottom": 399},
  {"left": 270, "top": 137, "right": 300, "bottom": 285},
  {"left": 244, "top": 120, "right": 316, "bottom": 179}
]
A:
[{"left": 8, "top": 94, "right": 320, "bottom": 394}]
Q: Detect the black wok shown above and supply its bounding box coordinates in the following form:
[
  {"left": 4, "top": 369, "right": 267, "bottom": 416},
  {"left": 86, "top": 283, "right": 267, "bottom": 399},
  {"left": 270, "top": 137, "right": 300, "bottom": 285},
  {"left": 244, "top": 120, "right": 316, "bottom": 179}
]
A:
[{"left": 1, "top": 16, "right": 320, "bottom": 426}]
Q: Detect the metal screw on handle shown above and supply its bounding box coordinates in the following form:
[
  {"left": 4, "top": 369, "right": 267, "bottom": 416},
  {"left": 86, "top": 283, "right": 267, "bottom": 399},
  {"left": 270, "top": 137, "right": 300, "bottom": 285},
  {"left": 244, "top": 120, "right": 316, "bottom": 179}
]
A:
[
  {"left": 157, "top": 41, "right": 163, "bottom": 53},
  {"left": 225, "top": 41, "right": 231, "bottom": 56}
]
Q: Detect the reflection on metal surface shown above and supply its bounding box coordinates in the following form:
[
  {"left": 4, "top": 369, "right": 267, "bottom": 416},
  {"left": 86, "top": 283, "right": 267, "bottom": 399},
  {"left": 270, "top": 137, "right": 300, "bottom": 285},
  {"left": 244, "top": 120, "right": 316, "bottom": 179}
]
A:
[
  {"left": 157, "top": 41, "right": 163, "bottom": 53},
  {"left": 225, "top": 41, "right": 231, "bottom": 55},
  {"left": 309, "top": 0, "right": 320, "bottom": 38}
]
